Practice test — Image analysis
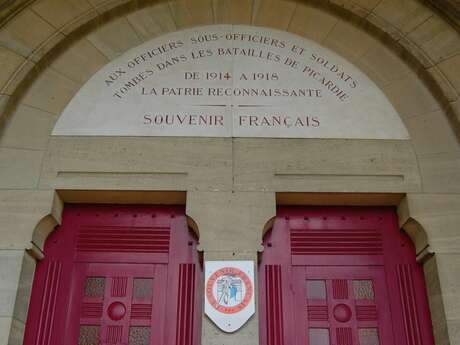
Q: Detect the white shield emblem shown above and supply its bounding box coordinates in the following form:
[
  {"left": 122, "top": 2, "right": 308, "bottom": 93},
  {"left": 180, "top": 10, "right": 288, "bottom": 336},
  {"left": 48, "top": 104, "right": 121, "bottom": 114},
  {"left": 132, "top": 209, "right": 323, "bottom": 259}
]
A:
[{"left": 204, "top": 261, "right": 255, "bottom": 332}]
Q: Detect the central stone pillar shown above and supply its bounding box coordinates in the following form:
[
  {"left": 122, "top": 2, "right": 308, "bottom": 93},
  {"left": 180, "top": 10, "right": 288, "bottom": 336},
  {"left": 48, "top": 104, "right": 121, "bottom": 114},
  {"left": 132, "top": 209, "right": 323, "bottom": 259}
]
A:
[{"left": 187, "top": 191, "right": 276, "bottom": 345}]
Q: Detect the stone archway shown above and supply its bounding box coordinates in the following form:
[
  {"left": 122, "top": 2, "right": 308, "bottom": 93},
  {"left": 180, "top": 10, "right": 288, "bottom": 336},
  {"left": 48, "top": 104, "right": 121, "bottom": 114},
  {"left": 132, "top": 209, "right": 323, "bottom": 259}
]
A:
[{"left": 0, "top": 1, "right": 459, "bottom": 345}]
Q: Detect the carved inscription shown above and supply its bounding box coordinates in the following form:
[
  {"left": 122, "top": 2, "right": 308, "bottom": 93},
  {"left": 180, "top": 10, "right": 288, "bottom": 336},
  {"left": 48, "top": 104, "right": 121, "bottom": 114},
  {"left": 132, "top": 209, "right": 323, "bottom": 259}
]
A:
[{"left": 52, "top": 25, "right": 410, "bottom": 139}]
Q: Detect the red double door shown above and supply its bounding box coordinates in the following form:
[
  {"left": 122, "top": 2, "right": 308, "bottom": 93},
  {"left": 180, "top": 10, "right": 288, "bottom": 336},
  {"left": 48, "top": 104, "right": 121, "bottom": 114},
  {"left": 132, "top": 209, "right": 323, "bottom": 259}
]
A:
[
  {"left": 259, "top": 207, "right": 435, "bottom": 345},
  {"left": 24, "top": 205, "right": 201, "bottom": 345}
]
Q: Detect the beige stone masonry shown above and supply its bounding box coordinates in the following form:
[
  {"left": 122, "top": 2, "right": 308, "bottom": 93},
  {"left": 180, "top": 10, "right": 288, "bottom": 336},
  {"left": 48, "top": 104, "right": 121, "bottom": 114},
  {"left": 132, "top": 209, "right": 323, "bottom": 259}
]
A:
[
  {"left": 288, "top": 4, "right": 338, "bottom": 43},
  {"left": 187, "top": 191, "right": 275, "bottom": 252},
  {"left": 126, "top": 3, "right": 177, "bottom": 40},
  {"left": 212, "top": 0, "right": 253, "bottom": 25},
  {"left": 0, "top": 190, "right": 59, "bottom": 250},
  {"left": 0, "top": 1, "right": 458, "bottom": 345}
]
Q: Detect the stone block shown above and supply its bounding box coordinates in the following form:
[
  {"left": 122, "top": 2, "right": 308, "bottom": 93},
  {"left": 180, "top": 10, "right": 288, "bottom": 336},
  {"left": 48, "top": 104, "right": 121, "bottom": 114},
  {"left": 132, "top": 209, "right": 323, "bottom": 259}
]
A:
[
  {"left": 0, "top": 317, "right": 12, "bottom": 345},
  {"left": 382, "top": 71, "right": 441, "bottom": 119},
  {"left": 288, "top": 4, "right": 338, "bottom": 43},
  {"left": 426, "top": 65, "right": 458, "bottom": 103},
  {"left": 0, "top": 59, "right": 36, "bottom": 96},
  {"left": 39, "top": 137, "right": 233, "bottom": 191},
  {"left": 0, "top": 94, "right": 10, "bottom": 118},
  {"left": 212, "top": 0, "right": 253, "bottom": 24},
  {"left": 434, "top": 254, "right": 460, "bottom": 320},
  {"left": 253, "top": 0, "right": 297, "bottom": 30},
  {"left": 28, "top": 31, "right": 66, "bottom": 64},
  {"left": 169, "top": 0, "right": 214, "bottom": 28},
  {"left": 12, "top": 252, "right": 35, "bottom": 324},
  {"left": 418, "top": 152, "right": 460, "bottom": 193},
  {"left": 351, "top": 0, "right": 381, "bottom": 11},
  {"left": 87, "top": 17, "right": 142, "bottom": 59},
  {"left": 233, "top": 138, "right": 421, "bottom": 193},
  {"left": 408, "top": 14, "right": 460, "bottom": 64},
  {"left": 50, "top": 38, "right": 109, "bottom": 84},
  {"left": 203, "top": 313, "right": 258, "bottom": 345},
  {"left": 31, "top": 0, "right": 93, "bottom": 30},
  {"left": 372, "top": 0, "right": 432, "bottom": 35},
  {"left": 60, "top": 7, "right": 100, "bottom": 36},
  {"left": 0, "top": 104, "right": 57, "bottom": 150},
  {"left": 88, "top": 0, "right": 131, "bottom": 14},
  {"left": 447, "top": 319, "right": 460, "bottom": 345},
  {"left": 187, "top": 191, "right": 275, "bottom": 252},
  {"left": 126, "top": 3, "right": 176, "bottom": 40},
  {"left": 438, "top": 54, "right": 460, "bottom": 97},
  {"left": 7, "top": 318, "right": 25, "bottom": 345},
  {"left": 404, "top": 109, "right": 460, "bottom": 156},
  {"left": 397, "top": 36, "right": 434, "bottom": 69},
  {"left": 0, "top": 9, "right": 56, "bottom": 58},
  {"left": 0, "top": 190, "right": 57, "bottom": 249},
  {"left": 20, "top": 67, "right": 80, "bottom": 115},
  {"left": 423, "top": 256, "right": 450, "bottom": 345},
  {"left": 0, "top": 250, "right": 23, "bottom": 317},
  {"left": 356, "top": 42, "right": 413, "bottom": 87},
  {"left": 329, "top": 0, "right": 372, "bottom": 18},
  {"left": 0, "top": 47, "right": 25, "bottom": 92},
  {"left": 323, "top": 19, "right": 377, "bottom": 62},
  {"left": 419, "top": 214, "right": 460, "bottom": 254},
  {"left": 0, "top": 148, "right": 44, "bottom": 190}
]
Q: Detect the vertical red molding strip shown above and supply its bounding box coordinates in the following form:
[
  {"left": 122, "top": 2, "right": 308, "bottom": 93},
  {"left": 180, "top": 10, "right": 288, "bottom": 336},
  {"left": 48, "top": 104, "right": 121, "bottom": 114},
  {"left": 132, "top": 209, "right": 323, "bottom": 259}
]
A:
[
  {"left": 175, "top": 263, "right": 196, "bottom": 345},
  {"left": 397, "top": 264, "right": 423, "bottom": 345},
  {"left": 265, "top": 265, "right": 284, "bottom": 345},
  {"left": 35, "top": 261, "right": 62, "bottom": 345}
]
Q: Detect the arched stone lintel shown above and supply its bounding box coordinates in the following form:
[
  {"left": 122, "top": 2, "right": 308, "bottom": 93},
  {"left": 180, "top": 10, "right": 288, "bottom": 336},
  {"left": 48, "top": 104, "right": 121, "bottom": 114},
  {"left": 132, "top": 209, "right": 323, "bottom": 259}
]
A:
[
  {"left": 186, "top": 214, "right": 200, "bottom": 240},
  {"left": 0, "top": 0, "right": 458, "bottom": 141},
  {"left": 398, "top": 195, "right": 436, "bottom": 263},
  {"left": 26, "top": 191, "right": 63, "bottom": 260}
]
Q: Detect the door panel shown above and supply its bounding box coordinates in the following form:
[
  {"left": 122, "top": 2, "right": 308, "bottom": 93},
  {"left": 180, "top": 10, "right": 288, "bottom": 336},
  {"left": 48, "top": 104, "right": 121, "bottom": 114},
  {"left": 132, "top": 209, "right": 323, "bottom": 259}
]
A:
[
  {"left": 259, "top": 207, "right": 435, "bottom": 345},
  {"left": 292, "top": 266, "right": 393, "bottom": 345},
  {"left": 24, "top": 205, "right": 202, "bottom": 345},
  {"left": 67, "top": 264, "right": 167, "bottom": 345}
]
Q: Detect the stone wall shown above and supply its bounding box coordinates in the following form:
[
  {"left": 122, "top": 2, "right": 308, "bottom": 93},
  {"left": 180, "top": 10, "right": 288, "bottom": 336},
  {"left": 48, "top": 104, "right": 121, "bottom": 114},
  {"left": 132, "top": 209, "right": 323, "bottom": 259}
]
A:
[{"left": 0, "top": 1, "right": 459, "bottom": 345}]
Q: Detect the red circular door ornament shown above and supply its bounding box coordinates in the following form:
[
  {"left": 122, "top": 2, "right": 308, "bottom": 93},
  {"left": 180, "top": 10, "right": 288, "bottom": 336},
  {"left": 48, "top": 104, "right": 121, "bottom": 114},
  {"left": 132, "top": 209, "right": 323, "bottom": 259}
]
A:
[{"left": 206, "top": 267, "right": 253, "bottom": 314}]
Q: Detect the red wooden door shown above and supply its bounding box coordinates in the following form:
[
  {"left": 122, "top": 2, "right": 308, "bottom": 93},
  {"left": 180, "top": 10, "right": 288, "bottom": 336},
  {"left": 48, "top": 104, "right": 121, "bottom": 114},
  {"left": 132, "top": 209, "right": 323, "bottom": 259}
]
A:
[
  {"left": 259, "top": 207, "right": 435, "bottom": 345},
  {"left": 67, "top": 263, "right": 167, "bottom": 345},
  {"left": 24, "top": 205, "right": 201, "bottom": 345}
]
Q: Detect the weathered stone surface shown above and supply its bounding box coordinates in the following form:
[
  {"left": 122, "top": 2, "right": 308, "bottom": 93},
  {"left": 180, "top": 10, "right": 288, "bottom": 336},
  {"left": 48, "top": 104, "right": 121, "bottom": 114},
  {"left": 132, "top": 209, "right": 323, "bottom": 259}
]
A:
[
  {"left": 356, "top": 42, "right": 413, "bottom": 87},
  {"left": 87, "top": 17, "right": 142, "bottom": 59},
  {"left": 31, "top": 0, "right": 93, "bottom": 30},
  {"left": 0, "top": 104, "right": 57, "bottom": 150},
  {"left": 408, "top": 14, "right": 460, "bottom": 64},
  {"left": 0, "top": 148, "right": 44, "bottom": 190},
  {"left": 0, "top": 251, "right": 23, "bottom": 317},
  {"left": 323, "top": 19, "right": 377, "bottom": 62},
  {"left": 39, "top": 137, "right": 233, "bottom": 191},
  {"left": 50, "top": 38, "right": 109, "bottom": 84},
  {"left": 288, "top": 4, "right": 338, "bottom": 43},
  {"left": 438, "top": 54, "right": 460, "bottom": 98},
  {"left": 253, "top": 0, "right": 296, "bottom": 30},
  {"left": 169, "top": 0, "right": 214, "bottom": 28},
  {"left": 0, "top": 190, "right": 57, "bottom": 249},
  {"left": 213, "top": 0, "right": 253, "bottom": 24},
  {"left": 418, "top": 152, "right": 460, "bottom": 193},
  {"left": 187, "top": 191, "right": 275, "bottom": 252},
  {"left": 382, "top": 71, "right": 441, "bottom": 119},
  {"left": 0, "top": 317, "right": 12, "bottom": 345},
  {"left": 372, "top": 0, "right": 432, "bottom": 35},
  {"left": 0, "top": 47, "right": 25, "bottom": 91},
  {"left": 0, "top": 9, "right": 56, "bottom": 58},
  {"left": 233, "top": 138, "right": 421, "bottom": 193},
  {"left": 126, "top": 3, "right": 177, "bottom": 40},
  {"left": 404, "top": 109, "right": 460, "bottom": 156},
  {"left": 20, "top": 67, "right": 80, "bottom": 114}
]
